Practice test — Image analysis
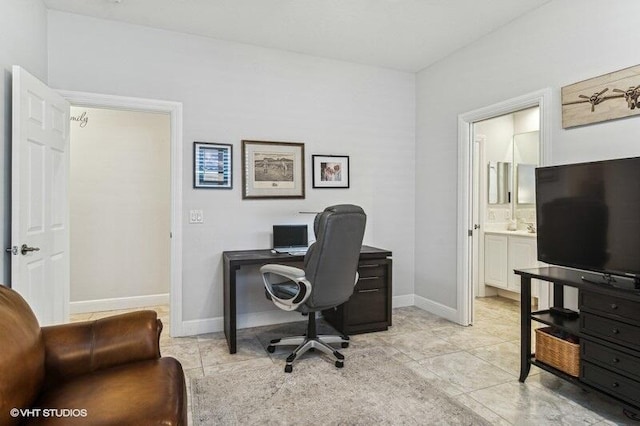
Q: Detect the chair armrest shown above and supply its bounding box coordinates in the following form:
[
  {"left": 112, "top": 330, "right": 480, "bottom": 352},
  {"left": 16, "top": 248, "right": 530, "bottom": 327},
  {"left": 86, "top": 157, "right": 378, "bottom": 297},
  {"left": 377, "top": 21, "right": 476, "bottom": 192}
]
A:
[
  {"left": 260, "top": 264, "right": 306, "bottom": 281},
  {"left": 260, "top": 264, "right": 311, "bottom": 311},
  {"left": 41, "top": 310, "right": 161, "bottom": 388}
]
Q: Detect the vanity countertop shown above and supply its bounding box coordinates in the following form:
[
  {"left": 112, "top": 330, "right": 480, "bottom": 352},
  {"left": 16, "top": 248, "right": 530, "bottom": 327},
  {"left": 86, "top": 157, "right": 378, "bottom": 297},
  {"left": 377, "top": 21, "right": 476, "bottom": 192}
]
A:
[{"left": 484, "top": 229, "right": 536, "bottom": 237}]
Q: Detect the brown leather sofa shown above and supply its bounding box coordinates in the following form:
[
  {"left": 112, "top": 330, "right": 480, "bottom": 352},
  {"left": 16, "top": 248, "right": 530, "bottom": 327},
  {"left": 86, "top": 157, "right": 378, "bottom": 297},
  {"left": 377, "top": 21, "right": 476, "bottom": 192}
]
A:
[{"left": 0, "top": 285, "right": 187, "bottom": 425}]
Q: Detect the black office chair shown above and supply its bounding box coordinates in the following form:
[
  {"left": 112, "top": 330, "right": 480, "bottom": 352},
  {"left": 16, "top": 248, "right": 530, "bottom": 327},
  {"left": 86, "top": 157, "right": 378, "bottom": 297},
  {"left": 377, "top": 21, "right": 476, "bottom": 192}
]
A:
[{"left": 260, "top": 204, "right": 367, "bottom": 373}]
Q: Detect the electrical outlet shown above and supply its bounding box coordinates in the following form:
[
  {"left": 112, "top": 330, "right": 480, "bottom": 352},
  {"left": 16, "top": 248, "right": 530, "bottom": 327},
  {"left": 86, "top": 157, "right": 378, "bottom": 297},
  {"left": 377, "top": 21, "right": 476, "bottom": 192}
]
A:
[{"left": 189, "top": 209, "right": 204, "bottom": 224}]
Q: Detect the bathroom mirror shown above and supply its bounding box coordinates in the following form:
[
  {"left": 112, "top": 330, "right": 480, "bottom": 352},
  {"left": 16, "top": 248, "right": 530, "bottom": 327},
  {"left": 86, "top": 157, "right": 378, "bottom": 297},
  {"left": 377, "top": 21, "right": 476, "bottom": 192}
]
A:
[
  {"left": 488, "top": 161, "right": 511, "bottom": 204},
  {"left": 517, "top": 164, "right": 536, "bottom": 204},
  {"left": 514, "top": 131, "right": 539, "bottom": 205}
]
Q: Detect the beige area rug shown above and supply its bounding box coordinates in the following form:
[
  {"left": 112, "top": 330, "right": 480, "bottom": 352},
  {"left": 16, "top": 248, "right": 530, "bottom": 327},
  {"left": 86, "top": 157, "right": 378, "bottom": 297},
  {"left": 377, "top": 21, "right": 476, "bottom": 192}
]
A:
[{"left": 192, "top": 348, "right": 491, "bottom": 425}]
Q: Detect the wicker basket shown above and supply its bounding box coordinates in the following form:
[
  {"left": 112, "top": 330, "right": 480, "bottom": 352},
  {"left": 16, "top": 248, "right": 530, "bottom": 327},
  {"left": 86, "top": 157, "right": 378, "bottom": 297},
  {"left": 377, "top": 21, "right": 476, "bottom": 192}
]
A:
[{"left": 535, "top": 326, "right": 580, "bottom": 377}]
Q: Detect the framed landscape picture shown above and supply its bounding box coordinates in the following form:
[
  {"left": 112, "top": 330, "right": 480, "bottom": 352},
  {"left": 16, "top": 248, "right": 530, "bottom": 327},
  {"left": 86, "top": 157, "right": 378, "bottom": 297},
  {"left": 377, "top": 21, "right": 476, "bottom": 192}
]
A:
[
  {"left": 241, "top": 140, "right": 305, "bottom": 199},
  {"left": 312, "top": 155, "right": 350, "bottom": 188},
  {"left": 193, "top": 142, "right": 232, "bottom": 189}
]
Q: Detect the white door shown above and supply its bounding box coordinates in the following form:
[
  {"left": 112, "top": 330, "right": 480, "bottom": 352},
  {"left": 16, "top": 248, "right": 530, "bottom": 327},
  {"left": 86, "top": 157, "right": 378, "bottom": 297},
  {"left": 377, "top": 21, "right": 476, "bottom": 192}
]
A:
[{"left": 10, "top": 66, "right": 70, "bottom": 325}]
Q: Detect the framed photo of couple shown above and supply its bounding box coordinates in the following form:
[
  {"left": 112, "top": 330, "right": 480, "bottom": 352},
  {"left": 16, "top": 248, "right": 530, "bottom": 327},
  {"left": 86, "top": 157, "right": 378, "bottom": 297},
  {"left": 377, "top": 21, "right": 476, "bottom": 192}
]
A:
[{"left": 312, "top": 155, "right": 350, "bottom": 189}]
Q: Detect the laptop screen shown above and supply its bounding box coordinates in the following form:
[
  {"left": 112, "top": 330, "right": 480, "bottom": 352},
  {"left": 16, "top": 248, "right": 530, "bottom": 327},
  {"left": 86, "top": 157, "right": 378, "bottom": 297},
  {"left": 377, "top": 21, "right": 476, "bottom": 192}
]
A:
[{"left": 273, "top": 225, "right": 308, "bottom": 249}]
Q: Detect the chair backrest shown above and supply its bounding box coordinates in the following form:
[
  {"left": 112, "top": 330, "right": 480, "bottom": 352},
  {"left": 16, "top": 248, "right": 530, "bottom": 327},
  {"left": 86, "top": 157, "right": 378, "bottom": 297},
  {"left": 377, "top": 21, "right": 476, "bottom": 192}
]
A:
[{"left": 303, "top": 205, "right": 366, "bottom": 311}]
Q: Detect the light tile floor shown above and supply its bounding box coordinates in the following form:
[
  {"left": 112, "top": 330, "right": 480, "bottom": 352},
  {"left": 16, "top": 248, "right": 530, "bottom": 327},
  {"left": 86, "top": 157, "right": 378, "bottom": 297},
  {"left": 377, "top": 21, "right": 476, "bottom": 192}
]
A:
[{"left": 72, "top": 297, "right": 636, "bottom": 425}]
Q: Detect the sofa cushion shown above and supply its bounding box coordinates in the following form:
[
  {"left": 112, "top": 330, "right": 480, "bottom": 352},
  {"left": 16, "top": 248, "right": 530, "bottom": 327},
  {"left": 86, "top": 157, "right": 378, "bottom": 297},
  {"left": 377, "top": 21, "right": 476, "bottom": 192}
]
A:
[
  {"left": 41, "top": 311, "right": 161, "bottom": 389},
  {"left": 28, "top": 357, "right": 187, "bottom": 425},
  {"left": 0, "top": 285, "right": 45, "bottom": 426}
]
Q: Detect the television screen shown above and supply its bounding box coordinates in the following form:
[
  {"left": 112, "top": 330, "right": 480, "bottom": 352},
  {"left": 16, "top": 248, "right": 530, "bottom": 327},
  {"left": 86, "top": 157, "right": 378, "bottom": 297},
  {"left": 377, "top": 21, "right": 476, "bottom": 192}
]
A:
[{"left": 536, "top": 156, "right": 640, "bottom": 278}]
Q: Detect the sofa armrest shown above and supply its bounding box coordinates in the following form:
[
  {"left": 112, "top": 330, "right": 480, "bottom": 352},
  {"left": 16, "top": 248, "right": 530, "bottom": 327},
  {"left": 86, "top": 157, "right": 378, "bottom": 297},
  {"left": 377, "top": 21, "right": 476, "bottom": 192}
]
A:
[{"left": 41, "top": 310, "right": 162, "bottom": 387}]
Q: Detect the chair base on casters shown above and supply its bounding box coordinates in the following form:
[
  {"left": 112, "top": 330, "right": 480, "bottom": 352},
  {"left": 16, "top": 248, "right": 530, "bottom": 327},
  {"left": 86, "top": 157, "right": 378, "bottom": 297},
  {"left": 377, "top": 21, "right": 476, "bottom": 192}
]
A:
[{"left": 266, "top": 313, "right": 349, "bottom": 373}]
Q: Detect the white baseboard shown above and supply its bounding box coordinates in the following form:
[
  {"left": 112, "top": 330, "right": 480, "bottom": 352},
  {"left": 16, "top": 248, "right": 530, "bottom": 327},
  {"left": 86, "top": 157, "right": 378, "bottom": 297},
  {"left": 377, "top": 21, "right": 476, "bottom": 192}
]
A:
[
  {"left": 179, "top": 317, "right": 223, "bottom": 337},
  {"left": 392, "top": 293, "right": 415, "bottom": 308},
  {"left": 179, "top": 309, "right": 304, "bottom": 337},
  {"left": 177, "top": 294, "right": 459, "bottom": 338},
  {"left": 237, "top": 309, "right": 302, "bottom": 329},
  {"left": 413, "top": 294, "right": 460, "bottom": 324},
  {"left": 70, "top": 293, "right": 169, "bottom": 314}
]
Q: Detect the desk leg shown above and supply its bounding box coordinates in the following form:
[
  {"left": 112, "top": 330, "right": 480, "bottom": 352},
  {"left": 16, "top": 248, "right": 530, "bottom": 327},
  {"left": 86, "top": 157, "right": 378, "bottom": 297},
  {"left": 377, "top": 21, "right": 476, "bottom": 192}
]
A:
[
  {"left": 519, "top": 275, "right": 532, "bottom": 382},
  {"left": 223, "top": 260, "right": 239, "bottom": 354}
]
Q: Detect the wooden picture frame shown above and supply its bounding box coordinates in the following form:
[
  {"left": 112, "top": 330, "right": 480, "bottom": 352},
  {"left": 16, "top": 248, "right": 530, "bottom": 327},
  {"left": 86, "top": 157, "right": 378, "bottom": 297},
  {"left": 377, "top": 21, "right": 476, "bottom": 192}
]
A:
[
  {"left": 241, "top": 140, "right": 305, "bottom": 199},
  {"left": 312, "top": 155, "right": 350, "bottom": 188},
  {"left": 561, "top": 64, "right": 640, "bottom": 128},
  {"left": 193, "top": 142, "right": 232, "bottom": 189}
]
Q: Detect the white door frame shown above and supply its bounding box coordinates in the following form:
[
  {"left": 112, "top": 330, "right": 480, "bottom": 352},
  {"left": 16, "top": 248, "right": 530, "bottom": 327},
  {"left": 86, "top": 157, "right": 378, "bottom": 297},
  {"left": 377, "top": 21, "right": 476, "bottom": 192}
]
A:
[
  {"left": 457, "top": 88, "right": 552, "bottom": 325},
  {"left": 58, "top": 90, "right": 184, "bottom": 336}
]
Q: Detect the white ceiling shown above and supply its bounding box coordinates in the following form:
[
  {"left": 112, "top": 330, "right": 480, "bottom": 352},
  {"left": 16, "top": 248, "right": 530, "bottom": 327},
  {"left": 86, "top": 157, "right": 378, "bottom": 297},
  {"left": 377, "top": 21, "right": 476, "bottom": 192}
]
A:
[{"left": 42, "top": 0, "right": 551, "bottom": 72}]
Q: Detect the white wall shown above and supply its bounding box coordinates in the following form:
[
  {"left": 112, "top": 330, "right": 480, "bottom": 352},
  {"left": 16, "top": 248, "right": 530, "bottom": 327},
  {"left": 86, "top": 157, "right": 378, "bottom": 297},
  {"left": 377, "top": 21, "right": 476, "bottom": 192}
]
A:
[
  {"left": 0, "top": 0, "right": 48, "bottom": 286},
  {"left": 416, "top": 0, "right": 640, "bottom": 309},
  {"left": 48, "top": 11, "right": 416, "bottom": 324},
  {"left": 514, "top": 108, "right": 539, "bottom": 134},
  {"left": 69, "top": 107, "right": 170, "bottom": 305},
  {"left": 477, "top": 114, "right": 513, "bottom": 164}
]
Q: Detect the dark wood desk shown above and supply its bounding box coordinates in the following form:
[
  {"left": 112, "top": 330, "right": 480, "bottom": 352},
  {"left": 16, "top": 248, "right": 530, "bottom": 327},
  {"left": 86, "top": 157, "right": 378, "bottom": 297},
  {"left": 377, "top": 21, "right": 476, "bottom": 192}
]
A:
[{"left": 223, "top": 245, "right": 392, "bottom": 354}]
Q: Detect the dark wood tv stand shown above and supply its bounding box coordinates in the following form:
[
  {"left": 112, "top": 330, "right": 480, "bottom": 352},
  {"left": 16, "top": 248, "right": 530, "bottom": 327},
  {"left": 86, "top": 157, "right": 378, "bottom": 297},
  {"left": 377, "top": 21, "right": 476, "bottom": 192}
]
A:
[{"left": 516, "top": 267, "right": 640, "bottom": 420}]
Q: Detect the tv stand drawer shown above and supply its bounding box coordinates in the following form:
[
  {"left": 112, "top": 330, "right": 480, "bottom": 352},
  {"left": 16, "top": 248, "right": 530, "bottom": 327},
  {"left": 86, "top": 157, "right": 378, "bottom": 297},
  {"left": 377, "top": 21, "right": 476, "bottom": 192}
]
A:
[
  {"left": 581, "top": 361, "right": 640, "bottom": 407},
  {"left": 581, "top": 313, "right": 640, "bottom": 351},
  {"left": 580, "top": 292, "right": 640, "bottom": 324},
  {"left": 581, "top": 339, "right": 640, "bottom": 382}
]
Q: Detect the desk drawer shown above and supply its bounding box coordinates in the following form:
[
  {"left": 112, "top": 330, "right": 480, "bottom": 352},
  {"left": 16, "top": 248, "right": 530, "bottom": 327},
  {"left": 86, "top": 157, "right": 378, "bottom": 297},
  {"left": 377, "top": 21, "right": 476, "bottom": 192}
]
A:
[
  {"left": 580, "top": 291, "right": 640, "bottom": 324},
  {"left": 581, "top": 313, "right": 640, "bottom": 352},
  {"left": 347, "top": 287, "right": 387, "bottom": 325},
  {"left": 582, "top": 339, "right": 640, "bottom": 382},
  {"left": 355, "top": 274, "right": 386, "bottom": 291},
  {"left": 358, "top": 262, "right": 387, "bottom": 278},
  {"left": 356, "top": 262, "right": 387, "bottom": 290},
  {"left": 581, "top": 361, "right": 640, "bottom": 407}
]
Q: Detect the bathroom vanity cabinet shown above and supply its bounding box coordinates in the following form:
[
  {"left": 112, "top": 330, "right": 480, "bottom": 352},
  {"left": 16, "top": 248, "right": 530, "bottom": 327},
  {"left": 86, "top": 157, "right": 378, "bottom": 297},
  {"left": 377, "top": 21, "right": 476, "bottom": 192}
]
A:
[{"left": 484, "top": 231, "right": 539, "bottom": 296}]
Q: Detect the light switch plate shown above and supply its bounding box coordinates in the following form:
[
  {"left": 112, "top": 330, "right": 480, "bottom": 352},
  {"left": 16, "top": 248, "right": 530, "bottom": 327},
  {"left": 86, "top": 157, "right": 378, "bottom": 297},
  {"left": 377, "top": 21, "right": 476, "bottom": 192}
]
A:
[{"left": 189, "top": 209, "right": 204, "bottom": 224}]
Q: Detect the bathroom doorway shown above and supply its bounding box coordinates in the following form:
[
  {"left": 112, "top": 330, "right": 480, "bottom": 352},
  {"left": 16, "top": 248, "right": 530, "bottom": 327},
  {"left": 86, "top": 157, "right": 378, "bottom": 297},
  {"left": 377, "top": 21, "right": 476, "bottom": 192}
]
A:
[
  {"left": 473, "top": 107, "right": 540, "bottom": 319},
  {"left": 457, "top": 89, "right": 552, "bottom": 326}
]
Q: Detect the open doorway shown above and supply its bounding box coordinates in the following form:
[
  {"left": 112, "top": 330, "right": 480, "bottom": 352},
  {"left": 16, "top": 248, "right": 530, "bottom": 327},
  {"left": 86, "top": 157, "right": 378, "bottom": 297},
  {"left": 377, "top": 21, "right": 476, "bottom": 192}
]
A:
[
  {"left": 472, "top": 107, "right": 540, "bottom": 323},
  {"left": 68, "top": 106, "right": 171, "bottom": 321},
  {"left": 457, "top": 89, "right": 552, "bottom": 326},
  {"left": 60, "top": 90, "right": 184, "bottom": 337}
]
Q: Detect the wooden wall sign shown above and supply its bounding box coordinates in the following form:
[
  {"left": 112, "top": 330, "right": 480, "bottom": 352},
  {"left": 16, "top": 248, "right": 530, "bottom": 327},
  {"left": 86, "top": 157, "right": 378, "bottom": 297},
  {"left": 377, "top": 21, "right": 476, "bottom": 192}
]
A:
[{"left": 561, "top": 64, "right": 640, "bottom": 128}]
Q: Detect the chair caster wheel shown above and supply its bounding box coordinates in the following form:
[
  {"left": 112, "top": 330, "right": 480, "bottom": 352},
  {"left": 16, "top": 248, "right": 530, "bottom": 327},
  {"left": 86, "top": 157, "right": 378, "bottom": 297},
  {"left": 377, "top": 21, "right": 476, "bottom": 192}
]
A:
[
  {"left": 267, "top": 345, "right": 275, "bottom": 353},
  {"left": 341, "top": 342, "right": 349, "bottom": 348},
  {"left": 284, "top": 365, "right": 293, "bottom": 373},
  {"left": 335, "top": 360, "right": 344, "bottom": 368}
]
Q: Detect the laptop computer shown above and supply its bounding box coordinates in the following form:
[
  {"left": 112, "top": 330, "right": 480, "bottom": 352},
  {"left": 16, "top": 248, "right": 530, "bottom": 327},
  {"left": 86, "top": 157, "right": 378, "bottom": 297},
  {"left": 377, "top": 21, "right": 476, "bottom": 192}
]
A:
[{"left": 273, "top": 225, "right": 309, "bottom": 254}]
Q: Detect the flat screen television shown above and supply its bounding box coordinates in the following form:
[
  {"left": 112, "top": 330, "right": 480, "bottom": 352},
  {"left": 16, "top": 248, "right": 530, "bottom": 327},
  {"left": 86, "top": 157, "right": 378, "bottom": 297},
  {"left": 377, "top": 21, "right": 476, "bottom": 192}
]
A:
[{"left": 535, "top": 156, "right": 640, "bottom": 288}]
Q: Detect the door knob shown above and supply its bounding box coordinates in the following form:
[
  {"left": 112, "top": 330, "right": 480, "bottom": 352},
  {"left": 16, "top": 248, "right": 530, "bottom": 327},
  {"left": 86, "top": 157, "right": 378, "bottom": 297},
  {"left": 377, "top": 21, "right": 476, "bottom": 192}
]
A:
[{"left": 20, "top": 244, "right": 40, "bottom": 255}]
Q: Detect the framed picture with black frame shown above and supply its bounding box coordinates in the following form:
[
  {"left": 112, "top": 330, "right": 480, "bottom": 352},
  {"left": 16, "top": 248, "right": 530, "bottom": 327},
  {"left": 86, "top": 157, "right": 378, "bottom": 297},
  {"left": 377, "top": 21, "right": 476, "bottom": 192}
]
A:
[
  {"left": 241, "top": 140, "right": 305, "bottom": 199},
  {"left": 312, "top": 155, "right": 349, "bottom": 188},
  {"left": 193, "top": 142, "right": 232, "bottom": 189}
]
